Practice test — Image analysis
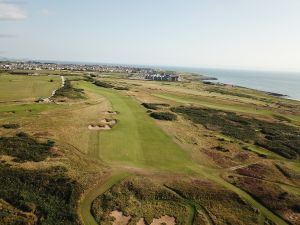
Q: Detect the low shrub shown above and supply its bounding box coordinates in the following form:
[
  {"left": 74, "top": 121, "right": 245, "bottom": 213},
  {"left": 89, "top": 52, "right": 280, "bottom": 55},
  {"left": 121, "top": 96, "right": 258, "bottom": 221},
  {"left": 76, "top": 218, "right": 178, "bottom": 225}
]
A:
[
  {"left": 171, "top": 106, "right": 256, "bottom": 141},
  {"left": 91, "top": 177, "right": 189, "bottom": 225},
  {"left": 203, "top": 81, "right": 214, "bottom": 85},
  {"left": 273, "top": 114, "right": 292, "bottom": 123},
  {"left": 150, "top": 112, "right": 177, "bottom": 121},
  {"left": 171, "top": 106, "right": 300, "bottom": 159},
  {"left": 0, "top": 132, "right": 54, "bottom": 162},
  {"left": 54, "top": 79, "right": 84, "bottom": 99},
  {"left": 0, "top": 165, "right": 82, "bottom": 225},
  {"left": 93, "top": 80, "right": 114, "bottom": 88},
  {"left": 83, "top": 76, "right": 94, "bottom": 82},
  {"left": 1, "top": 124, "right": 20, "bottom": 129},
  {"left": 142, "top": 103, "right": 159, "bottom": 110},
  {"left": 167, "top": 178, "right": 259, "bottom": 225},
  {"left": 227, "top": 176, "right": 300, "bottom": 225},
  {"left": 142, "top": 103, "right": 170, "bottom": 110},
  {"left": 213, "top": 146, "right": 229, "bottom": 152},
  {"left": 114, "top": 86, "right": 129, "bottom": 90}
]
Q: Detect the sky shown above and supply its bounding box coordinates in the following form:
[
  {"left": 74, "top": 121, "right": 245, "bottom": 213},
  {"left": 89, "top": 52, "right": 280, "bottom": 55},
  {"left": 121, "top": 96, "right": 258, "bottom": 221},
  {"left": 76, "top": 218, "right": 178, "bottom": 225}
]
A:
[{"left": 0, "top": 0, "right": 300, "bottom": 71}]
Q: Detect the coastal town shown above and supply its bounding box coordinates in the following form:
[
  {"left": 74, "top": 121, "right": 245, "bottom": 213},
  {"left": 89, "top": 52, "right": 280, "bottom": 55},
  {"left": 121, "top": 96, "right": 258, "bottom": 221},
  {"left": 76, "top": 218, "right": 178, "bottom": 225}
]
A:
[{"left": 0, "top": 60, "right": 182, "bottom": 82}]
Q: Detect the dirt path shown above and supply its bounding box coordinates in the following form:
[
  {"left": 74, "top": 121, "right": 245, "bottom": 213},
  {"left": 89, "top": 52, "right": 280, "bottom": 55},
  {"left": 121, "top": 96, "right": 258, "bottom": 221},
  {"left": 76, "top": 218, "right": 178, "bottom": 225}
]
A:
[
  {"left": 42, "top": 75, "right": 65, "bottom": 102},
  {"left": 164, "top": 185, "right": 215, "bottom": 225},
  {"left": 78, "top": 172, "right": 129, "bottom": 225}
]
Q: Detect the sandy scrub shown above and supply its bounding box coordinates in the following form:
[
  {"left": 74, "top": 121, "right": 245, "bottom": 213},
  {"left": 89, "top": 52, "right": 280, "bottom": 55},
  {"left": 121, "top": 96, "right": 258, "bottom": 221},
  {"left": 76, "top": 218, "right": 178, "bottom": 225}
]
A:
[
  {"left": 110, "top": 210, "right": 131, "bottom": 225},
  {"left": 136, "top": 218, "right": 146, "bottom": 225},
  {"left": 150, "top": 215, "right": 176, "bottom": 225},
  {"left": 109, "top": 211, "right": 176, "bottom": 225}
]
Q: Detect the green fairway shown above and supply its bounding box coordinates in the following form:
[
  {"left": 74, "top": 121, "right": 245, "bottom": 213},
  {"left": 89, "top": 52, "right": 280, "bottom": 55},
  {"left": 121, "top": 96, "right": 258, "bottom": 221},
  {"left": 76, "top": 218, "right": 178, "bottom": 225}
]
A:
[
  {"left": 77, "top": 81, "right": 289, "bottom": 225},
  {"left": 0, "top": 74, "right": 61, "bottom": 101},
  {"left": 153, "top": 93, "right": 269, "bottom": 114},
  {"left": 78, "top": 82, "right": 192, "bottom": 172}
]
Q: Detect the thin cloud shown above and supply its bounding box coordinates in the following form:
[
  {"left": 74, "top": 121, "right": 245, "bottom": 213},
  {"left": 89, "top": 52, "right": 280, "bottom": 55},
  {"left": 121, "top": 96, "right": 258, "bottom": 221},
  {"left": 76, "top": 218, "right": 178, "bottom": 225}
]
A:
[
  {"left": 0, "top": 2, "right": 27, "bottom": 20},
  {"left": 0, "top": 34, "right": 17, "bottom": 38},
  {"left": 40, "top": 9, "right": 55, "bottom": 16}
]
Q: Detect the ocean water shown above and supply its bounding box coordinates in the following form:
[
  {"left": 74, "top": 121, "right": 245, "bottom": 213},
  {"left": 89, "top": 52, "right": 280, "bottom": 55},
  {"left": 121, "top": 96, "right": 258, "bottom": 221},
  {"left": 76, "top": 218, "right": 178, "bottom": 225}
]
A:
[{"left": 161, "top": 67, "right": 300, "bottom": 101}]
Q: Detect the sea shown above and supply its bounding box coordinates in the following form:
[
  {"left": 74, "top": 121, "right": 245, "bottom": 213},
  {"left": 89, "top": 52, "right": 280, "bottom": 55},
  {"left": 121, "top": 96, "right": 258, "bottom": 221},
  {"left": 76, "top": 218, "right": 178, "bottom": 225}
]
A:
[
  {"left": 159, "top": 66, "right": 300, "bottom": 101},
  {"left": 35, "top": 59, "right": 300, "bottom": 101}
]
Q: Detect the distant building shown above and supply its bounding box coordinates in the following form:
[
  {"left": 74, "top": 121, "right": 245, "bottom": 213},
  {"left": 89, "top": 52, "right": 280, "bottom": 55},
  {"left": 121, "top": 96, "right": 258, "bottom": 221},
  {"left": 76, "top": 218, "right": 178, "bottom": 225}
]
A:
[{"left": 145, "top": 74, "right": 181, "bottom": 82}]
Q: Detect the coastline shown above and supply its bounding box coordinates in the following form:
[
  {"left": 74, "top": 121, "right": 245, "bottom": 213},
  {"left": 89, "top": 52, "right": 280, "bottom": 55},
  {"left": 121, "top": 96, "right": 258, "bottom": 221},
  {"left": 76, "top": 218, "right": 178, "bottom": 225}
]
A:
[
  {"left": 162, "top": 67, "right": 300, "bottom": 101},
  {"left": 1, "top": 59, "right": 299, "bottom": 101},
  {"left": 203, "top": 79, "right": 290, "bottom": 100}
]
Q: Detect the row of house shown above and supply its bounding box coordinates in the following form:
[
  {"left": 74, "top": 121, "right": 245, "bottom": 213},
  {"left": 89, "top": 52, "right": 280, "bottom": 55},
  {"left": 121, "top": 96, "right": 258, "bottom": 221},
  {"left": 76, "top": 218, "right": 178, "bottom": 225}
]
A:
[
  {"left": 144, "top": 74, "right": 182, "bottom": 82},
  {"left": 0, "top": 61, "right": 142, "bottom": 74}
]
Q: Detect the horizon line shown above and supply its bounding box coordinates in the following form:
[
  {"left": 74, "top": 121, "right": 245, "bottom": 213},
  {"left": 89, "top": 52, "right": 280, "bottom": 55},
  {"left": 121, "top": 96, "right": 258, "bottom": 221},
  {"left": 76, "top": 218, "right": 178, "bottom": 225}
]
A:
[{"left": 1, "top": 57, "right": 300, "bottom": 74}]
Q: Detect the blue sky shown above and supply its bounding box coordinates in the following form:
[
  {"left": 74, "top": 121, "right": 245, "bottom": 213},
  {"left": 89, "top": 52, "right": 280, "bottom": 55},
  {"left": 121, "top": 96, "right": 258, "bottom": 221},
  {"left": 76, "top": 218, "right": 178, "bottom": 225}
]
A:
[{"left": 1, "top": 0, "right": 300, "bottom": 71}]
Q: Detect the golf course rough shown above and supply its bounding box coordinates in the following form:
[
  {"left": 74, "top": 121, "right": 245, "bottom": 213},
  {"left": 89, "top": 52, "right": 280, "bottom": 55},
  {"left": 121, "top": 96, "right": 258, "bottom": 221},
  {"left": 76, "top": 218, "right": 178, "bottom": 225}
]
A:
[{"left": 77, "top": 81, "right": 290, "bottom": 225}]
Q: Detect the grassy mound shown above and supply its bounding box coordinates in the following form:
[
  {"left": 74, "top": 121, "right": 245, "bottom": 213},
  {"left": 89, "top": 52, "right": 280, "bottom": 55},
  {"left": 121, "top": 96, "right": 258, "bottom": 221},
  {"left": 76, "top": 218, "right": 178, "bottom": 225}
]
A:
[
  {"left": 172, "top": 106, "right": 300, "bottom": 159},
  {"left": 142, "top": 103, "right": 170, "bottom": 110},
  {"left": 93, "top": 80, "right": 114, "bottom": 88},
  {"left": 114, "top": 86, "right": 129, "bottom": 90},
  {"left": 54, "top": 79, "right": 84, "bottom": 99},
  {"left": 93, "top": 80, "right": 129, "bottom": 90},
  {"left": 0, "top": 132, "right": 54, "bottom": 162}
]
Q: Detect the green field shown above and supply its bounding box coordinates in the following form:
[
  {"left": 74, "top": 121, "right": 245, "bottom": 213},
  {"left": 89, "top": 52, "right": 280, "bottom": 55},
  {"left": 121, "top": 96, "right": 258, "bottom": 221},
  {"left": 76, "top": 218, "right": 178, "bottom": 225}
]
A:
[{"left": 0, "top": 74, "right": 61, "bottom": 101}]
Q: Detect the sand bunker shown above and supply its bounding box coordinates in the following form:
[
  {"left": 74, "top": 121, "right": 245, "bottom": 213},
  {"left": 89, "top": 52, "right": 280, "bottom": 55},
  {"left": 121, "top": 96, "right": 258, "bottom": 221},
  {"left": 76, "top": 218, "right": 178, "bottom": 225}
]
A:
[
  {"left": 88, "top": 124, "right": 111, "bottom": 130},
  {"left": 136, "top": 218, "right": 146, "bottom": 225},
  {"left": 88, "top": 118, "right": 117, "bottom": 131},
  {"left": 150, "top": 215, "right": 176, "bottom": 225},
  {"left": 110, "top": 210, "right": 131, "bottom": 225},
  {"left": 105, "top": 111, "right": 118, "bottom": 115},
  {"left": 101, "top": 118, "right": 117, "bottom": 125}
]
